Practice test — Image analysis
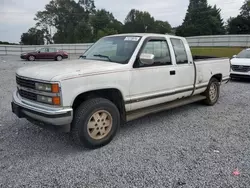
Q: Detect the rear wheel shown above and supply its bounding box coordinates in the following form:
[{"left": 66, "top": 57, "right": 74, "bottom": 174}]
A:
[
  {"left": 28, "top": 55, "right": 35, "bottom": 61},
  {"left": 56, "top": 55, "right": 62, "bottom": 61},
  {"left": 71, "top": 98, "right": 120, "bottom": 149},
  {"left": 203, "top": 78, "right": 220, "bottom": 106}
]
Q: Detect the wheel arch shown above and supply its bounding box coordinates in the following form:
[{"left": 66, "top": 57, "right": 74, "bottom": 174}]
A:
[
  {"left": 211, "top": 73, "right": 222, "bottom": 82},
  {"left": 28, "top": 54, "right": 36, "bottom": 59},
  {"left": 72, "top": 88, "right": 126, "bottom": 123},
  {"left": 55, "top": 54, "right": 63, "bottom": 60}
]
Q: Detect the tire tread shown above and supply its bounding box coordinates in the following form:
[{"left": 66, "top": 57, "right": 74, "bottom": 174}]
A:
[
  {"left": 71, "top": 97, "right": 120, "bottom": 149},
  {"left": 203, "top": 78, "right": 220, "bottom": 106}
]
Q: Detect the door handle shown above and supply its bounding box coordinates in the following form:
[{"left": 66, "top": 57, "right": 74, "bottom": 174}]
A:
[{"left": 170, "top": 70, "right": 176, "bottom": 75}]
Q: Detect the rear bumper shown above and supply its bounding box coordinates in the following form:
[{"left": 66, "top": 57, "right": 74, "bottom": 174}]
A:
[{"left": 11, "top": 90, "right": 73, "bottom": 131}]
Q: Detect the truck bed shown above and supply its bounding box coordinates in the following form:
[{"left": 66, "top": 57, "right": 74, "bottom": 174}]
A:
[
  {"left": 193, "top": 55, "right": 226, "bottom": 62},
  {"left": 193, "top": 56, "right": 230, "bottom": 96}
]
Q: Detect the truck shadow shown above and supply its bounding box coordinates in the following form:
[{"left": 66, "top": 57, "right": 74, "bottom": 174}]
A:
[{"left": 120, "top": 101, "right": 203, "bottom": 130}]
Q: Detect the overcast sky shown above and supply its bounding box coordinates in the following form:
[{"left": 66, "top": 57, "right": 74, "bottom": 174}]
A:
[{"left": 0, "top": 0, "right": 244, "bottom": 43}]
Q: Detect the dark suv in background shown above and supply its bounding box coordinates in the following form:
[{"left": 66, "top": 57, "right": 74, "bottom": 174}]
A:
[{"left": 20, "top": 47, "right": 68, "bottom": 61}]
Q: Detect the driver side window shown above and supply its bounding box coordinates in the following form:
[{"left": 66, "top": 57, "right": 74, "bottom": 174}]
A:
[{"left": 137, "top": 39, "right": 172, "bottom": 67}]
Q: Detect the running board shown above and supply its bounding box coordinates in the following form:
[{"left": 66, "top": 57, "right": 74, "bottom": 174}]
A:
[{"left": 126, "top": 95, "right": 206, "bottom": 122}]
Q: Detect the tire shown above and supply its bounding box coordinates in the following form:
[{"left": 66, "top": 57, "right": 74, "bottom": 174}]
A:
[
  {"left": 203, "top": 78, "right": 220, "bottom": 106},
  {"left": 71, "top": 98, "right": 120, "bottom": 149},
  {"left": 28, "top": 55, "right": 35, "bottom": 61},
  {"left": 56, "top": 55, "right": 63, "bottom": 61}
]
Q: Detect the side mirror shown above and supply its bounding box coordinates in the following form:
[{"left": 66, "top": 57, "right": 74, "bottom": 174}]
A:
[
  {"left": 139, "top": 53, "right": 155, "bottom": 65},
  {"left": 232, "top": 55, "right": 236, "bottom": 58}
]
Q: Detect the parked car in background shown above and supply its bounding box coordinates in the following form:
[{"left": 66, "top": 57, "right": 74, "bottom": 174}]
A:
[
  {"left": 20, "top": 47, "right": 68, "bottom": 61},
  {"left": 230, "top": 48, "right": 250, "bottom": 79}
]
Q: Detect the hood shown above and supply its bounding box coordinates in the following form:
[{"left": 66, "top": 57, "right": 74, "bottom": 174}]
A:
[
  {"left": 231, "top": 58, "right": 250, "bottom": 66},
  {"left": 16, "top": 59, "right": 127, "bottom": 81}
]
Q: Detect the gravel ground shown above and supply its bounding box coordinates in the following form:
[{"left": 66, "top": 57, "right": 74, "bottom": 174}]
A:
[{"left": 0, "top": 55, "right": 250, "bottom": 188}]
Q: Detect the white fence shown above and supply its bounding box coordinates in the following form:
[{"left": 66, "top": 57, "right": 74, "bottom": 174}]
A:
[
  {"left": 0, "top": 43, "right": 93, "bottom": 56},
  {"left": 187, "top": 35, "right": 250, "bottom": 47},
  {"left": 1, "top": 35, "right": 250, "bottom": 56}
]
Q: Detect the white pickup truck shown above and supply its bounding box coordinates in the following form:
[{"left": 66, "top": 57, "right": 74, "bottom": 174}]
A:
[{"left": 11, "top": 33, "right": 230, "bottom": 149}]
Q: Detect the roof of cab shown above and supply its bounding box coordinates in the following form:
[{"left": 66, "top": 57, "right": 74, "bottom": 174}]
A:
[{"left": 104, "top": 33, "right": 183, "bottom": 39}]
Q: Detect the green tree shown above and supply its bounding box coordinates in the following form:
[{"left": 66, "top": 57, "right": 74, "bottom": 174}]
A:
[
  {"left": 79, "top": 0, "right": 96, "bottom": 15},
  {"left": 0, "top": 41, "right": 18, "bottom": 45},
  {"left": 74, "top": 21, "right": 93, "bottom": 43},
  {"left": 91, "top": 9, "right": 122, "bottom": 40},
  {"left": 108, "top": 20, "right": 123, "bottom": 34},
  {"left": 227, "top": 16, "right": 250, "bottom": 34},
  {"left": 20, "top": 28, "right": 45, "bottom": 45},
  {"left": 123, "top": 9, "right": 156, "bottom": 33},
  {"left": 227, "top": 0, "right": 250, "bottom": 34},
  {"left": 176, "top": 0, "right": 225, "bottom": 36},
  {"left": 91, "top": 9, "right": 114, "bottom": 32},
  {"left": 96, "top": 28, "right": 118, "bottom": 39},
  {"left": 35, "top": 0, "right": 95, "bottom": 43},
  {"left": 240, "top": 0, "right": 250, "bottom": 18},
  {"left": 154, "top": 20, "right": 172, "bottom": 34}
]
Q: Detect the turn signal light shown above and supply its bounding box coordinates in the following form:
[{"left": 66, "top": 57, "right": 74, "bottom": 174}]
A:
[
  {"left": 52, "top": 84, "right": 60, "bottom": 93},
  {"left": 52, "top": 96, "right": 61, "bottom": 105}
]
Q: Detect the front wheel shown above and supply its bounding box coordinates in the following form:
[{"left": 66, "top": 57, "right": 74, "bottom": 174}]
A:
[
  {"left": 71, "top": 98, "right": 120, "bottom": 149},
  {"left": 56, "top": 55, "right": 63, "bottom": 61},
  {"left": 203, "top": 78, "right": 220, "bottom": 106}
]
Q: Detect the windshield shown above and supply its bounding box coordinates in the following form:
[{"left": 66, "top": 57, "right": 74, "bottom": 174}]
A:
[
  {"left": 81, "top": 36, "right": 141, "bottom": 64},
  {"left": 236, "top": 49, "right": 250, "bottom": 58}
]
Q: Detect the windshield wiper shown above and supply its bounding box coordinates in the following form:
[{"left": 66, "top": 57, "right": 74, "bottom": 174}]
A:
[
  {"left": 79, "top": 55, "right": 86, "bottom": 59},
  {"left": 93, "top": 54, "right": 112, "bottom": 62}
]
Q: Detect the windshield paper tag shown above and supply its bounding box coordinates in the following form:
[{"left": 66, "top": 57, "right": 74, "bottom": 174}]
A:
[{"left": 124, "top": 37, "right": 140, "bottom": 41}]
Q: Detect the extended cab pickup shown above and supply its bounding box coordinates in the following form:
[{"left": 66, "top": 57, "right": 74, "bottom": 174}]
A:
[{"left": 11, "top": 33, "right": 230, "bottom": 149}]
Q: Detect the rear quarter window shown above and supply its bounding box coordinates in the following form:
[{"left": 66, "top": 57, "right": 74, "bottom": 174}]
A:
[{"left": 170, "top": 38, "right": 188, "bottom": 65}]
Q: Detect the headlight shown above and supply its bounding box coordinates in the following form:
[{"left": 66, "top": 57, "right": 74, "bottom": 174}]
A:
[
  {"left": 37, "top": 95, "right": 61, "bottom": 105},
  {"left": 35, "top": 83, "right": 59, "bottom": 93},
  {"left": 35, "top": 83, "right": 51, "bottom": 91}
]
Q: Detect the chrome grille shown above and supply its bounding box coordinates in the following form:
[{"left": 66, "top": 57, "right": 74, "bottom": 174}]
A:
[
  {"left": 19, "top": 90, "right": 37, "bottom": 101},
  {"left": 16, "top": 76, "right": 36, "bottom": 89},
  {"left": 231, "top": 65, "right": 250, "bottom": 72}
]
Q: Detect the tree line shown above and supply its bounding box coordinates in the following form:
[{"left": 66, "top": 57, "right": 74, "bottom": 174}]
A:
[
  {"left": 227, "top": 0, "right": 250, "bottom": 34},
  {"left": 0, "top": 41, "right": 18, "bottom": 45},
  {"left": 20, "top": 0, "right": 250, "bottom": 45}
]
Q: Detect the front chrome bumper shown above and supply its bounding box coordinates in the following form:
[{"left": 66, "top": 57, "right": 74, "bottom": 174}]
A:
[
  {"left": 230, "top": 73, "right": 250, "bottom": 79},
  {"left": 11, "top": 90, "right": 73, "bottom": 127}
]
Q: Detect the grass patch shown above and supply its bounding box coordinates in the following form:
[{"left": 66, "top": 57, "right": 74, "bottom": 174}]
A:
[{"left": 191, "top": 47, "right": 245, "bottom": 58}]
